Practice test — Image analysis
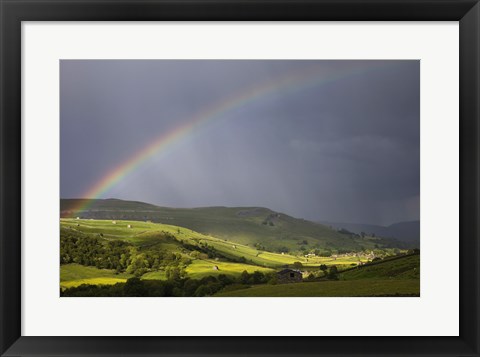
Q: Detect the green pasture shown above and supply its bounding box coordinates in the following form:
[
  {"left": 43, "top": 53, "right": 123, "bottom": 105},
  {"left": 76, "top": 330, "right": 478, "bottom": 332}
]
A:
[
  {"left": 60, "top": 218, "right": 372, "bottom": 272},
  {"left": 60, "top": 258, "right": 272, "bottom": 287},
  {"left": 184, "top": 232, "right": 367, "bottom": 269},
  {"left": 61, "top": 218, "right": 210, "bottom": 249},
  {"left": 60, "top": 219, "right": 413, "bottom": 295},
  {"left": 61, "top": 218, "right": 159, "bottom": 237},
  {"left": 60, "top": 263, "right": 132, "bottom": 289},
  {"left": 141, "top": 270, "right": 168, "bottom": 280},
  {"left": 255, "top": 251, "right": 368, "bottom": 268},
  {"left": 62, "top": 199, "right": 396, "bottom": 253},
  {"left": 215, "top": 279, "right": 420, "bottom": 297},
  {"left": 185, "top": 259, "right": 273, "bottom": 279},
  {"left": 340, "top": 254, "right": 420, "bottom": 280}
]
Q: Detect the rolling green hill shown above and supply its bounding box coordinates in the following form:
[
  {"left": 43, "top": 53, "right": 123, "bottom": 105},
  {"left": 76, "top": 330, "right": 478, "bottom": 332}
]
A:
[
  {"left": 60, "top": 218, "right": 290, "bottom": 288},
  {"left": 61, "top": 198, "right": 402, "bottom": 252},
  {"left": 215, "top": 254, "right": 420, "bottom": 297},
  {"left": 185, "top": 259, "right": 273, "bottom": 279},
  {"left": 60, "top": 218, "right": 418, "bottom": 297},
  {"left": 339, "top": 254, "right": 420, "bottom": 280},
  {"left": 215, "top": 279, "right": 420, "bottom": 297},
  {"left": 60, "top": 218, "right": 369, "bottom": 270}
]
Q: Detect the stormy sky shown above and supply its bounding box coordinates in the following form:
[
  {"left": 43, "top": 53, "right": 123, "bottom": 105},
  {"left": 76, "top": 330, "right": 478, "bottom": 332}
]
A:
[{"left": 60, "top": 60, "right": 419, "bottom": 226}]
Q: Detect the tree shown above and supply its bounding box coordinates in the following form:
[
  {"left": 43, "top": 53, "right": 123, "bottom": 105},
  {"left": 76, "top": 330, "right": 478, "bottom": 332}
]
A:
[
  {"left": 268, "top": 274, "right": 278, "bottom": 285},
  {"left": 126, "top": 254, "right": 149, "bottom": 277},
  {"left": 194, "top": 285, "right": 209, "bottom": 297},
  {"left": 327, "top": 265, "right": 339, "bottom": 280},
  {"left": 124, "top": 277, "right": 147, "bottom": 297},
  {"left": 240, "top": 270, "right": 250, "bottom": 284},
  {"left": 183, "top": 279, "right": 200, "bottom": 297},
  {"left": 277, "top": 246, "right": 290, "bottom": 254},
  {"left": 292, "top": 261, "right": 303, "bottom": 270},
  {"left": 189, "top": 251, "right": 200, "bottom": 259},
  {"left": 319, "top": 250, "right": 332, "bottom": 257},
  {"left": 218, "top": 274, "right": 234, "bottom": 286},
  {"left": 319, "top": 264, "right": 328, "bottom": 272},
  {"left": 254, "top": 243, "right": 266, "bottom": 251},
  {"left": 165, "top": 266, "right": 185, "bottom": 280},
  {"left": 251, "top": 271, "right": 265, "bottom": 284}
]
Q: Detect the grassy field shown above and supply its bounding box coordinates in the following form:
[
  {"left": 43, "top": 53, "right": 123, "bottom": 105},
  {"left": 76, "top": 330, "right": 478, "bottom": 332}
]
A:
[
  {"left": 60, "top": 219, "right": 278, "bottom": 283},
  {"left": 60, "top": 218, "right": 418, "bottom": 297},
  {"left": 215, "top": 279, "right": 420, "bottom": 297},
  {"left": 61, "top": 198, "right": 401, "bottom": 252},
  {"left": 61, "top": 218, "right": 207, "bottom": 246},
  {"left": 215, "top": 254, "right": 420, "bottom": 297},
  {"left": 60, "top": 264, "right": 132, "bottom": 289},
  {"left": 61, "top": 258, "right": 272, "bottom": 286},
  {"left": 141, "top": 271, "right": 167, "bottom": 280},
  {"left": 185, "top": 259, "right": 273, "bottom": 279},
  {"left": 60, "top": 218, "right": 358, "bottom": 269},
  {"left": 340, "top": 254, "right": 420, "bottom": 280}
]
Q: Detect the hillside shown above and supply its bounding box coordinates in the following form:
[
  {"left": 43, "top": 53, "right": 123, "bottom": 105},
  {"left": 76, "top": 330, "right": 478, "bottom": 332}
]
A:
[
  {"left": 216, "top": 254, "right": 420, "bottom": 297},
  {"left": 60, "top": 218, "right": 418, "bottom": 296},
  {"left": 61, "top": 198, "right": 403, "bottom": 252},
  {"left": 60, "top": 218, "right": 277, "bottom": 289},
  {"left": 60, "top": 218, "right": 363, "bottom": 290},
  {"left": 60, "top": 218, "right": 370, "bottom": 270},
  {"left": 339, "top": 254, "right": 420, "bottom": 280},
  {"left": 215, "top": 280, "right": 419, "bottom": 297}
]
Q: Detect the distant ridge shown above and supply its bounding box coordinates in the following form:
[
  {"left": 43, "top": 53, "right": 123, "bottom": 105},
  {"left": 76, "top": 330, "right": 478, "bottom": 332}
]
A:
[{"left": 319, "top": 220, "right": 420, "bottom": 247}]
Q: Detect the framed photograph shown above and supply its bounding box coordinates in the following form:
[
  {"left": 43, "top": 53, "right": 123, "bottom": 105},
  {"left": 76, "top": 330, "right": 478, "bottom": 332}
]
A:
[{"left": 1, "top": 0, "right": 479, "bottom": 356}]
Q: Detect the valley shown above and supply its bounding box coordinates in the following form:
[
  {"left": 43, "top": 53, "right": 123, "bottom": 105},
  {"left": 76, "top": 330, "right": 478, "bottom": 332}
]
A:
[{"left": 60, "top": 199, "right": 420, "bottom": 297}]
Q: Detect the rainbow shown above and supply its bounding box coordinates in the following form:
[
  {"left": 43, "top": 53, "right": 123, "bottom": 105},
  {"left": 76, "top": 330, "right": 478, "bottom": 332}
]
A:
[{"left": 70, "top": 61, "right": 396, "bottom": 213}]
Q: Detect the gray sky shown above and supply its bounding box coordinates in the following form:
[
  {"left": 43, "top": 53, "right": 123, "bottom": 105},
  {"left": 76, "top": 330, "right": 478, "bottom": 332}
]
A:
[{"left": 60, "top": 60, "right": 419, "bottom": 226}]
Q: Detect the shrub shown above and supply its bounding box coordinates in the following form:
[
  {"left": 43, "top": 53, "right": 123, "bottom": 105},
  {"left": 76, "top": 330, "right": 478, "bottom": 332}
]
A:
[{"left": 292, "top": 261, "right": 303, "bottom": 270}]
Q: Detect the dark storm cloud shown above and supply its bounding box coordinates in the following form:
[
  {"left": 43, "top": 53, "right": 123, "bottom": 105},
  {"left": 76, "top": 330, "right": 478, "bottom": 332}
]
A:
[{"left": 61, "top": 60, "right": 419, "bottom": 225}]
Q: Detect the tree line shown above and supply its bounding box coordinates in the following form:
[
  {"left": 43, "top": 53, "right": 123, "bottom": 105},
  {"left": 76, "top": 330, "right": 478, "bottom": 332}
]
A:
[
  {"left": 61, "top": 270, "right": 274, "bottom": 297},
  {"left": 60, "top": 228, "right": 188, "bottom": 276}
]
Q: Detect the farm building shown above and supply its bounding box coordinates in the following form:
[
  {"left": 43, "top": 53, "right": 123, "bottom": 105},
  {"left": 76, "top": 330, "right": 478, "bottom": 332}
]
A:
[{"left": 276, "top": 269, "right": 303, "bottom": 284}]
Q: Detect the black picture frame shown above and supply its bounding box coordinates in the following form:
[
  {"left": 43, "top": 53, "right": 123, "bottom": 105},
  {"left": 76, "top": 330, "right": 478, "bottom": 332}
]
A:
[{"left": 1, "top": 1, "right": 479, "bottom": 356}]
